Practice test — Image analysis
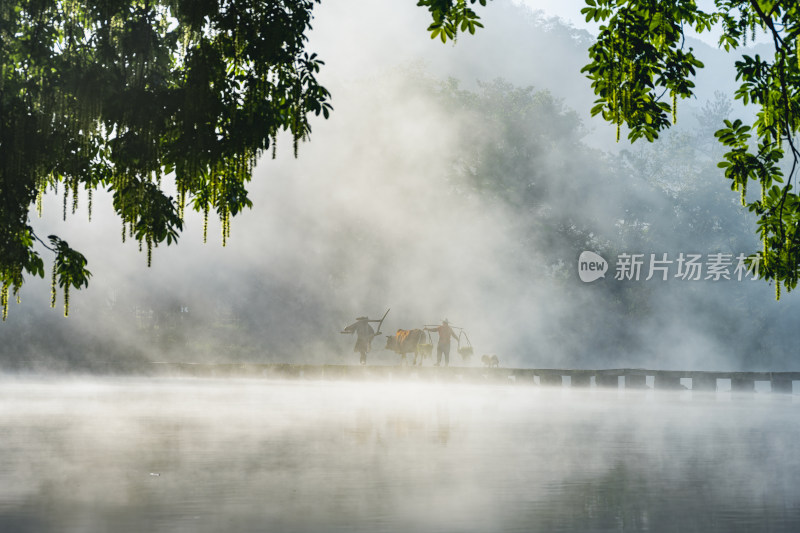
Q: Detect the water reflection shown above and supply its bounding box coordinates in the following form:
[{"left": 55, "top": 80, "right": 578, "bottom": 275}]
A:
[{"left": 0, "top": 377, "right": 798, "bottom": 532}]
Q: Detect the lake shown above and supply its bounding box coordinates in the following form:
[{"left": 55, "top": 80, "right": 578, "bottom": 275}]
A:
[{"left": 0, "top": 376, "right": 798, "bottom": 532}]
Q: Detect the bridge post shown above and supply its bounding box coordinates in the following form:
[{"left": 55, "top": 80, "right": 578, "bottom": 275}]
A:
[
  {"left": 538, "top": 373, "right": 563, "bottom": 387},
  {"left": 731, "top": 374, "right": 755, "bottom": 392},
  {"left": 570, "top": 373, "right": 592, "bottom": 387},
  {"left": 691, "top": 374, "right": 717, "bottom": 392},
  {"left": 653, "top": 373, "right": 682, "bottom": 390},
  {"left": 595, "top": 374, "right": 619, "bottom": 388},
  {"left": 771, "top": 377, "right": 793, "bottom": 394},
  {"left": 625, "top": 374, "right": 647, "bottom": 389},
  {"left": 512, "top": 369, "right": 537, "bottom": 384}
]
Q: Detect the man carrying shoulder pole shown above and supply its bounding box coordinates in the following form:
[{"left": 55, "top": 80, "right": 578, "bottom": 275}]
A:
[
  {"left": 424, "top": 319, "right": 459, "bottom": 367},
  {"left": 341, "top": 309, "right": 389, "bottom": 365}
]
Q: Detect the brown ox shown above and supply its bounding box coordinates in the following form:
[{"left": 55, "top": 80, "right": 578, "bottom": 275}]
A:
[{"left": 385, "top": 329, "right": 428, "bottom": 365}]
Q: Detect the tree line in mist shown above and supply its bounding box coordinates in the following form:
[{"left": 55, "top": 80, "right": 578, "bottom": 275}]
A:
[{"left": 1, "top": 72, "right": 796, "bottom": 372}]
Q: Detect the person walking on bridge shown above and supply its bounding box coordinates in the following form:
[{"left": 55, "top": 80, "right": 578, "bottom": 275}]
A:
[
  {"left": 425, "top": 319, "right": 459, "bottom": 367},
  {"left": 342, "top": 311, "right": 389, "bottom": 365}
]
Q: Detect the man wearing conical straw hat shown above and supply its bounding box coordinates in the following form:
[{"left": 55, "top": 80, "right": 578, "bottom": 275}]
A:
[
  {"left": 425, "top": 319, "right": 459, "bottom": 367},
  {"left": 341, "top": 310, "right": 388, "bottom": 365}
]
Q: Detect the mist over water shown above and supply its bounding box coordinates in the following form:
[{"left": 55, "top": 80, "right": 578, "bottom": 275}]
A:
[{"left": 1, "top": 377, "right": 798, "bottom": 533}]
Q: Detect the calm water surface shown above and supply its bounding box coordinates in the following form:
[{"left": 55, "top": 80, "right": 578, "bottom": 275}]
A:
[{"left": 0, "top": 377, "right": 798, "bottom": 532}]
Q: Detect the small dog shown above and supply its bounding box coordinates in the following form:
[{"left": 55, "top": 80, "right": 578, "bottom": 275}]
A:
[{"left": 481, "top": 354, "right": 500, "bottom": 368}]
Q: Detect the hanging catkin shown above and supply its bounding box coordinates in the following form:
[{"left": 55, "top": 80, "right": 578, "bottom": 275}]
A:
[
  {"left": 1, "top": 283, "right": 8, "bottom": 321},
  {"left": 72, "top": 178, "right": 79, "bottom": 214},
  {"left": 63, "top": 182, "right": 69, "bottom": 220},
  {"left": 50, "top": 263, "right": 57, "bottom": 308},
  {"left": 203, "top": 207, "right": 209, "bottom": 243},
  {"left": 740, "top": 178, "right": 747, "bottom": 206},
  {"left": 671, "top": 90, "right": 677, "bottom": 124},
  {"left": 36, "top": 183, "right": 44, "bottom": 218}
]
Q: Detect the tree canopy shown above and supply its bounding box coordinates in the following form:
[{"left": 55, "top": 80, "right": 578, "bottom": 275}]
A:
[
  {"left": 430, "top": 1, "right": 800, "bottom": 299},
  {"left": 6, "top": 0, "right": 800, "bottom": 322},
  {"left": 0, "top": 0, "right": 493, "bottom": 320},
  {"left": 1, "top": 0, "right": 330, "bottom": 318},
  {"left": 579, "top": 0, "right": 800, "bottom": 299}
]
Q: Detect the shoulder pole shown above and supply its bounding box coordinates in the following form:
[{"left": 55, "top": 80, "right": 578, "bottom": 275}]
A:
[{"left": 375, "top": 308, "right": 390, "bottom": 336}]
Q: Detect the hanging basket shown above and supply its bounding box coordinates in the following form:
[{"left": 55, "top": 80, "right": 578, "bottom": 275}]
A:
[{"left": 457, "top": 330, "right": 474, "bottom": 361}]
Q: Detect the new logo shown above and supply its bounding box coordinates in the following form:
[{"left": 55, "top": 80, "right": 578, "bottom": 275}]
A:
[{"left": 578, "top": 251, "right": 608, "bottom": 283}]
